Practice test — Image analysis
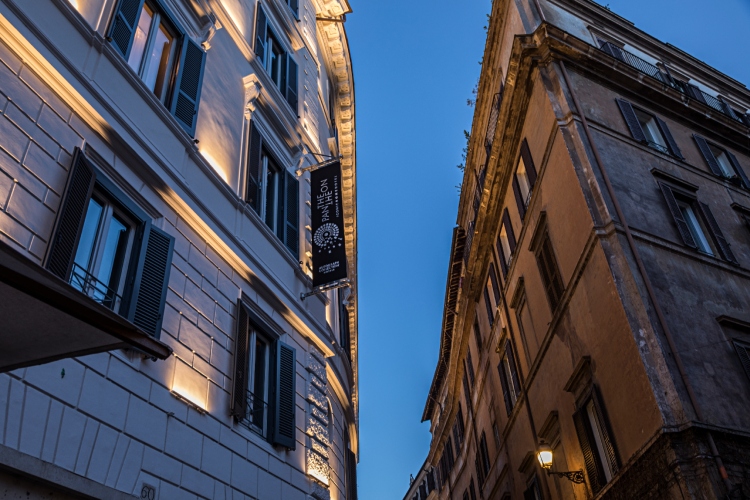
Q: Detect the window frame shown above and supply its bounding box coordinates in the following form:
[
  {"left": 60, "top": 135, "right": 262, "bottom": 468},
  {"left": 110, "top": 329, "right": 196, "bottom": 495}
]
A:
[
  {"left": 573, "top": 387, "right": 620, "bottom": 494},
  {"left": 616, "top": 99, "right": 683, "bottom": 159}
]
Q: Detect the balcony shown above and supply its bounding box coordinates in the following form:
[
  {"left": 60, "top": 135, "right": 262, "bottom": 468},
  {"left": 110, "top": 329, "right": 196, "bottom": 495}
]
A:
[{"left": 599, "top": 41, "right": 749, "bottom": 126}]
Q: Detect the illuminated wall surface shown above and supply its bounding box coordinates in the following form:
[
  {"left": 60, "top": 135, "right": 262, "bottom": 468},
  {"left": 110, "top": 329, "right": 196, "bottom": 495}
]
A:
[{"left": 0, "top": 0, "right": 358, "bottom": 498}]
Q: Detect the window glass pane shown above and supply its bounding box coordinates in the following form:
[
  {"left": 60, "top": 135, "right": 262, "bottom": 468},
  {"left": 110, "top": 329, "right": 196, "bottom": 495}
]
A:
[
  {"left": 73, "top": 198, "right": 104, "bottom": 276},
  {"left": 516, "top": 158, "right": 531, "bottom": 201},
  {"left": 500, "top": 227, "right": 511, "bottom": 264},
  {"left": 679, "top": 203, "right": 713, "bottom": 254},
  {"left": 96, "top": 214, "right": 130, "bottom": 301},
  {"left": 634, "top": 109, "right": 666, "bottom": 149},
  {"left": 143, "top": 21, "right": 174, "bottom": 98},
  {"left": 264, "top": 155, "right": 280, "bottom": 232},
  {"left": 586, "top": 400, "right": 613, "bottom": 482},
  {"left": 252, "top": 337, "right": 267, "bottom": 428},
  {"left": 127, "top": 4, "right": 153, "bottom": 73},
  {"left": 711, "top": 147, "right": 735, "bottom": 178},
  {"left": 503, "top": 358, "right": 517, "bottom": 404}
]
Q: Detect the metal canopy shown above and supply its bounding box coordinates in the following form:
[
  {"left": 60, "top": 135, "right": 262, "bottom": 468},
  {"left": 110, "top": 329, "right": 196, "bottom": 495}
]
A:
[{"left": 0, "top": 240, "right": 172, "bottom": 372}]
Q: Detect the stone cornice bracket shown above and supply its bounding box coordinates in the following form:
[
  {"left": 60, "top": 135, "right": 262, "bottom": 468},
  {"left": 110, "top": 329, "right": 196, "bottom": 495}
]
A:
[
  {"left": 200, "top": 13, "right": 222, "bottom": 51},
  {"left": 243, "top": 74, "right": 263, "bottom": 119}
]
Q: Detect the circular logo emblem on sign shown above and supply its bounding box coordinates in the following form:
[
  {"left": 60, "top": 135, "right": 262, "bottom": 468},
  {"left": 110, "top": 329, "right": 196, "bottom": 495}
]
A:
[{"left": 314, "top": 223, "right": 342, "bottom": 253}]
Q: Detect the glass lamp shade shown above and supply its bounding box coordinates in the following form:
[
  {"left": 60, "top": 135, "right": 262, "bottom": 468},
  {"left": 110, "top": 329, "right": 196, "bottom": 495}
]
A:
[{"left": 537, "top": 443, "right": 553, "bottom": 469}]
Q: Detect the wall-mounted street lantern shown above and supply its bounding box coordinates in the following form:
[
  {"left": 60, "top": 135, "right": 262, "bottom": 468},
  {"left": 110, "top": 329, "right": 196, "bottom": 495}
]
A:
[{"left": 536, "top": 442, "right": 585, "bottom": 484}]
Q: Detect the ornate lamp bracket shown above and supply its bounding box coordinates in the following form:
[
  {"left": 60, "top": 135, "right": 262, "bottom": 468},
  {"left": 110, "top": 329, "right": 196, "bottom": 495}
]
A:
[{"left": 547, "top": 470, "right": 585, "bottom": 484}]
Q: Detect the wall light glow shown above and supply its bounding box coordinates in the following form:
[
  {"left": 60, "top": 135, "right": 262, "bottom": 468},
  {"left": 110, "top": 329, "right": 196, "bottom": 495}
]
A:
[
  {"left": 172, "top": 358, "right": 209, "bottom": 413},
  {"left": 68, "top": 0, "right": 79, "bottom": 9},
  {"left": 200, "top": 150, "right": 229, "bottom": 183}
]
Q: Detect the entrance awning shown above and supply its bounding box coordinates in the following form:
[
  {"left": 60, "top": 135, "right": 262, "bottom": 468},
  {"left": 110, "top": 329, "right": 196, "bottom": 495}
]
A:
[{"left": 0, "top": 240, "right": 172, "bottom": 372}]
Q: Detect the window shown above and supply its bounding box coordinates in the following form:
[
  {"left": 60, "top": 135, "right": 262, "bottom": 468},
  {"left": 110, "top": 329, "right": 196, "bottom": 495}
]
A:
[
  {"left": 497, "top": 209, "right": 517, "bottom": 278},
  {"left": 488, "top": 263, "right": 501, "bottom": 307},
  {"left": 512, "top": 139, "right": 538, "bottom": 220},
  {"left": 46, "top": 149, "right": 174, "bottom": 337},
  {"left": 255, "top": 4, "right": 299, "bottom": 111},
  {"left": 468, "top": 478, "right": 478, "bottom": 500},
  {"left": 573, "top": 389, "right": 620, "bottom": 493},
  {"left": 523, "top": 477, "right": 543, "bottom": 500},
  {"left": 246, "top": 123, "right": 300, "bottom": 255},
  {"left": 492, "top": 421, "right": 501, "bottom": 449},
  {"left": 483, "top": 287, "right": 495, "bottom": 328},
  {"left": 734, "top": 340, "right": 750, "bottom": 382},
  {"left": 616, "top": 99, "right": 683, "bottom": 159},
  {"left": 463, "top": 370, "right": 472, "bottom": 411},
  {"left": 477, "top": 431, "right": 490, "bottom": 484},
  {"left": 466, "top": 349, "right": 476, "bottom": 387},
  {"left": 694, "top": 135, "right": 750, "bottom": 189},
  {"left": 535, "top": 232, "right": 565, "bottom": 311},
  {"left": 658, "top": 182, "right": 737, "bottom": 263},
  {"left": 473, "top": 318, "right": 483, "bottom": 351},
  {"left": 232, "top": 299, "right": 297, "bottom": 449},
  {"left": 452, "top": 405, "right": 465, "bottom": 451},
  {"left": 108, "top": 0, "right": 206, "bottom": 135},
  {"left": 498, "top": 342, "right": 521, "bottom": 416}
]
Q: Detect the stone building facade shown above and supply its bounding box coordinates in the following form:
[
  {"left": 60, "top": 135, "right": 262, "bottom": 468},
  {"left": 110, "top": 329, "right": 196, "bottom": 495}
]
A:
[
  {"left": 0, "top": 0, "right": 358, "bottom": 499},
  {"left": 414, "top": 0, "right": 750, "bottom": 499}
]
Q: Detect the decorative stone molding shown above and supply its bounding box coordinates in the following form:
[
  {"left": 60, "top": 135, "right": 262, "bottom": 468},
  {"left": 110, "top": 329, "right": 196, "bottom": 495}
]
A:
[
  {"left": 243, "top": 74, "right": 263, "bottom": 119},
  {"left": 306, "top": 348, "right": 331, "bottom": 493}
]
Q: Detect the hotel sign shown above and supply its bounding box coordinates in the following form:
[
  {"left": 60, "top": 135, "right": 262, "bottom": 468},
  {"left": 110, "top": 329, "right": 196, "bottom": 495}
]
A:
[{"left": 310, "top": 160, "right": 348, "bottom": 287}]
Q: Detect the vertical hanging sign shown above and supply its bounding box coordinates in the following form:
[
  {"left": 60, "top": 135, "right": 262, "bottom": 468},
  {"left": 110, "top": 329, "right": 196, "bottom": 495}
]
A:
[{"left": 311, "top": 160, "right": 348, "bottom": 287}]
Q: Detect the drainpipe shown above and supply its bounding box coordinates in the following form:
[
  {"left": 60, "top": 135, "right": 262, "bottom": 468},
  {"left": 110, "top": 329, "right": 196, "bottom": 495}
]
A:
[{"left": 557, "top": 60, "right": 733, "bottom": 496}]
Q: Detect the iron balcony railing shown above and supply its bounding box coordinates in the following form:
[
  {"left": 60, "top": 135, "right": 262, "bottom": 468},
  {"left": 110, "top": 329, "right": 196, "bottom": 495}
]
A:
[
  {"left": 599, "top": 41, "right": 749, "bottom": 126},
  {"left": 238, "top": 391, "right": 268, "bottom": 437},
  {"left": 69, "top": 263, "right": 122, "bottom": 311}
]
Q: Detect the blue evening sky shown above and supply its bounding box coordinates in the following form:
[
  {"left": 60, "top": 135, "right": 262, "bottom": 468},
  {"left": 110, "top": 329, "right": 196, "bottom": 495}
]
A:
[{"left": 346, "top": 1, "right": 750, "bottom": 498}]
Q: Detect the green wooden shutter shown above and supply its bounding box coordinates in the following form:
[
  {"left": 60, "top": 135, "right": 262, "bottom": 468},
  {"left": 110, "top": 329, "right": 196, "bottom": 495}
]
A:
[
  {"left": 734, "top": 341, "right": 750, "bottom": 381},
  {"left": 573, "top": 409, "right": 603, "bottom": 493},
  {"left": 45, "top": 148, "right": 96, "bottom": 281},
  {"left": 284, "top": 171, "right": 299, "bottom": 255},
  {"left": 108, "top": 0, "right": 145, "bottom": 59},
  {"left": 616, "top": 99, "right": 647, "bottom": 143},
  {"left": 505, "top": 342, "right": 521, "bottom": 398},
  {"left": 725, "top": 150, "right": 750, "bottom": 189},
  {"left": 272, "top": 340, "right": 296, "bottom": 449},
  {"left": 231, "top": 301, "right": 250, "bottom": 419},
  {"left": 654, "top": 117, "right": 683, "bottom": 159},
  {"left": 129, "top": 225, "right": 174, "bottom": 337},
  {"left": 520, "top": 139, "right": 537, "bottom": 187},
  {"left": 254, "top": 3, "right": 267, "bottom": 63},
  {"left": 693, "top": 135, "right": 723, "bottom": 177},
  {"left": 592, "top": 387, "right": 620, "bottom": 476},
  {"left": 512, "top": 176, "right": 526, "bottom": 220},
  {"left": 170, "top": 38, "right": 206, "bottom": 136},
  {"left": 658, "top": 182, "right": 697, "bottom": 248},
  {"left": 497, "top": 362, "right": 513, "bottom": 416},
  {"left": 286, "top": 56, "right": 299, "bottom": 112},
  {"left": 246, "top": 124, "right": 263, "bottom": 213},
  {"left": 697, "top": 202, "right": 737, "bottom": 264}
]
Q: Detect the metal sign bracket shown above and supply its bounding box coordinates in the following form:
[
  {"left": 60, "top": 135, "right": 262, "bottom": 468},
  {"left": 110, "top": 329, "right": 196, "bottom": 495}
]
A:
[
  {"left": 296, "top": 156, "right": 343, "bottom": 176},
  {"left": 301, "top": 278, "right": 351, "bottom": 301}
]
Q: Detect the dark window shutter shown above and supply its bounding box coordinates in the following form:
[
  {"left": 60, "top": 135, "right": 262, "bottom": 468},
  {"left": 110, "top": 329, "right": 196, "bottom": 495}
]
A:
[
  {"left": 616, "top": 99, "right": 647, "bottom": 143},
  {"left": 488, "top": 263, "right": 501, "bottom": 305},
  {"left": 480, "top": 432, "right": 490, "bottom": 476},
  {"left": 246, "top": 124, "right": 263, "bottom": 213},
  {"left": 658, "top": 182, "right": 697, "bottom": 248},
  {"left": 503, "top": 209, "right": 517, "bottom": 254},
  {"left": 573, "top": 409, "right": 604, "bottom": 493},
  {"left": 734, "top": 341, "right": 750, "bottom": 381},
  {"left": 697, "top": 202, "right": 737, "bottom": 263},
  {"left": 523, "top": 487, "right": 536, "bottom": 500},
  {"left": 129, "top": 225, "right": 175, "bottom": 337},
  {"left": 687, "top": 83, "right": 708, "bottom": 105},
  {"left": 592, "top": 387, "right": 620, "bottom": 475},
  {"left": 505, "top": 342, "right": 521, "bottom": 398},
  {"left": 466, "top": 352, "right": 475, "bottom": 387},
  {"left": 420, "top": 482, "right": 427, "bottom": 500},
  {"left": 654, "top": 117, "right": 683, "bottom": 159},
  {"left": 473, "top": 319, "right": 483, "bottom": 351},
  {"left": 254, "top": 3, "right": 267, "bottom": 63},
  {"left": 725, "top": 150, "right": 750, "bottom": 189},
  {"left": 271, "top": 340, "right": 296, "bottom": 449},
  {"left": 693, "top": 135, "right": 723, "bottom": 177},
  {"left": 497, "top": 361, "right": 513, "bottom": 416},
  {"left": 231, "top": 301, "right": 250, "bottom": 419},
  {"left": 497, "top": 235, "right": 508, "bottom": 278},
  {"left": 170, "top": 38, "right": 206, "bottom": 136},
  {"left": 284, "top": 171, "right": 299, "bottom": 255},
  {"left": 520, "top": 139, "right": 537, "bottom": 188},
  {"left": 108, "top": 0, "right": 145, "bottom": 59},
  {"left": 475, "top": 456, "right": 485, "bottom": 487},
  {"left": 463, "top": 371, "right": 471, "bottom": 411},
  {"left": 469, "top": 478, "right": 477, "bottom": 500},
  {"left": 537, "top": 235, "right": 564, "bottom": 310},
  {"left": 346, "top": 448, "right": 358, "bottom": 500},
  {"left": 484, "top": 288, "right": 494, "bottom": 327},
  {"left": 512, "top": 176, "right": 526, "bottom": 220},
  {"left": 45, "top": 149, "right": 96, "bottom": 280},
  {"left": 340, "top": 304, "right": 351, "bottom": 358},
  {"left": 288, "top": 0, "right": 299, "bottom": 18},
  {"left": 427, "top": 468, "right": 436, "bottom": 491},
  {"left": 286, "top": 56, "right": 299, "bottom": 112}
]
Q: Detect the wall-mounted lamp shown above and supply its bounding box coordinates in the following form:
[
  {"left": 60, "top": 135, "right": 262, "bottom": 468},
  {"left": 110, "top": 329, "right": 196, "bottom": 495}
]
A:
[{"left": 536, "top": 442, "right": 585, "bottom": 484}]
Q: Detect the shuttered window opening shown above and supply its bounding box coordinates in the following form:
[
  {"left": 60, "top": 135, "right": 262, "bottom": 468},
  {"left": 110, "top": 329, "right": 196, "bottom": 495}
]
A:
[
  {"left": 616, "top": 99, "right": 683, "bottom": 159},
  {"left": 573, "top": 388, "right": 620, "bottom": 494},
  {"left": 535, "top": 232, "right": 565, "bottom": 311},
  {"left": 469, "top": 478, "right": 478, "bottom": 500},
  {"left": 45, "top": 148, "right": 174, "bottom": 338},
  {"left": 108, "top": 0, "right": 206, "bottom": 136},
  {"left": 246, "top": 122, "right": 300, "bottom": 256},
  {"left": 473, "top": 318, "right": 483, "bottom": 351},
  {"left": 694, "top": 135, "right": 750, "bottom": 189},
  {"left": 346, "top": 447, "right": 358, "bottom": 500},
  {"left": 232, "top": 300, "right": 297, "bottom": 449},
  {"left": 734, "top": 341, "right": 750, "bottom": 382},
  {"left": 483, "top": 287, "right": 495, "bottom": 328},
  {"left": 466, "top": 350, "right": 476, "bottom": 388},
  {"left": 452, "top": 405, "right": 465, "bottom": 452},
  {"left": 513, "top": 139, "right": 538, "bottom": 221},
  {"left": 254, "top": 4, "right": 299, "bottom": 112},
  {"left": 523, "top": 476, "right": 543, "bottom": 500},
  {"left": 658, "top": 182, "right": 737, "bottom": 263},
  {"left": 478, "top": 431, "right": 491, "bottom": 484},
  {"left": 488, "top": 263, "right": 501, "bottom": 306},
  {"left": 497, "top": 209, "right": 517, "bottom": 278},
  {"left": 498, "top": 341, "right": 521, "bottom": 416}
]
